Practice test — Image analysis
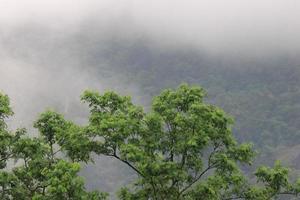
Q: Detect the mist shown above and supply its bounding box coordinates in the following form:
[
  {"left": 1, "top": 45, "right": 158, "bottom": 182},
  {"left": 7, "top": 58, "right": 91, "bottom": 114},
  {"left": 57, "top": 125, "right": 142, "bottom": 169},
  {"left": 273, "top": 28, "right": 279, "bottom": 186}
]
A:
[
  {"left": 1, "top": 0, "right": 300, "bottom": 52},
  {"left": 1, "top": 0, "right": 299, "bottom": 123}
]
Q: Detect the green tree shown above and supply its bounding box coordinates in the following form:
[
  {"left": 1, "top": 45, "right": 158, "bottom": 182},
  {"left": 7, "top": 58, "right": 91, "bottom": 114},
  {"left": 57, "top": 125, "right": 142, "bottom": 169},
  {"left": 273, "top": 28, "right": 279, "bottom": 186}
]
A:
[
  {"left": 0, "top": 93, "right": 16, "bottom": 169},
  {"left": 79, "top": 84, "right": 300, "bottom": 200},
  {"left": 1, "top": 84, "right": 300, "bottom": 199},
  {"left": 0, "top": 93, "right": 107, "bottom": 200}
]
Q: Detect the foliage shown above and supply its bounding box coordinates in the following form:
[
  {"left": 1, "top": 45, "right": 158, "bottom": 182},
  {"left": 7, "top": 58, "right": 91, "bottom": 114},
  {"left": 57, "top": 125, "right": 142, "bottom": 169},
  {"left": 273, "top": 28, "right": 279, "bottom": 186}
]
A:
[
  {"left": 0, "top": 94, "right": 15, "bottom": 169},
  {"left": 100, "top": 49, "right": 300, "bottom": 149},
  {"left": 0, "top": 93, "right": 107, "bottom": 200},
  {"left": 79, "top": 84, "right": 300, "bottom": 200},
  {"left": 1, "top": 84, "right": 300, "bottom": 199}
]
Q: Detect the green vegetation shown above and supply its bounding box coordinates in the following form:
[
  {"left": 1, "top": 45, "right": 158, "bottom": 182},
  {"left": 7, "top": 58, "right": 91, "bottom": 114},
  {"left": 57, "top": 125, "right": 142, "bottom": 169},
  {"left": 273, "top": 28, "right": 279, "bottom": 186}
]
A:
[
  {"left": 0, "top": 93, "right": 107, "bottom": 200},
  {"left": 98, "top": 54, "right": 300, "bottom": 166},
  {"left": 1, "top": 84, "right": 300, "bottom": 199}
]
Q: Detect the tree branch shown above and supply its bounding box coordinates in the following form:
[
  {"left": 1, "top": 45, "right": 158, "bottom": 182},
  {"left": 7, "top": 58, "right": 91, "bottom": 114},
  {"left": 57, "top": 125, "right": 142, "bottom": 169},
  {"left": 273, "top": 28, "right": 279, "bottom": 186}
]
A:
[
  {"left": 178, "top": 143, "right": 221, "bottom": 196},
  {"left": 110, "top": 153, "right": 145, "bottom": 178}
]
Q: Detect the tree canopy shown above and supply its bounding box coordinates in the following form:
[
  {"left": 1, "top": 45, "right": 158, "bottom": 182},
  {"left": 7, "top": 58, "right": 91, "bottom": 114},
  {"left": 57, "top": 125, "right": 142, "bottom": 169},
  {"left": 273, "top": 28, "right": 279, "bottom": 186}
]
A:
[
  {"left": 1, "top": 84, "right": 300, "bottom": 199},
  {"left": 0, "top": 93, "right": 107, "bottom": 200}
]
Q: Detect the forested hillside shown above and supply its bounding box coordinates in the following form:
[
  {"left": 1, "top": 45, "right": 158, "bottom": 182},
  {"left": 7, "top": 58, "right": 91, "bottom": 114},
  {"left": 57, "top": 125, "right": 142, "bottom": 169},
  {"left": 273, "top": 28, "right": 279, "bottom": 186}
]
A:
[
  {"left": 1, "top": 23, "right": 300, "bottom": 197},
  {"left": 85, "top": 37, "right": 300, "bottom": 150},
  {"left": 77, "top": 35, "right": 300, "bottom": 190}
]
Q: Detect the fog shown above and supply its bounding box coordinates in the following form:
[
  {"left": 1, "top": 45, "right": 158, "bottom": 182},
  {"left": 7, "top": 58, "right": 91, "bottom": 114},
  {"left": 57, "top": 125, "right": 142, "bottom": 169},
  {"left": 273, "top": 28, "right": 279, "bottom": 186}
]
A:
[
  {"left": 0, "top": 0, "right": 299, "bottom": 196},
  {"left": 1, "top": 0, "right": 299, "bottom": 124},
  {"left": 1, "top": 0, "right": 300, "bottom": 52}
]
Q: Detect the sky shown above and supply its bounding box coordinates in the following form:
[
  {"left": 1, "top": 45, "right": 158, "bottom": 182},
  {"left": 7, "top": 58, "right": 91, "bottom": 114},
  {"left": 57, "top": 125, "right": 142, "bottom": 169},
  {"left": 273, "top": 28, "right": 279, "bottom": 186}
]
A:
[{"left": 0, "top": 0, "right": 299, "bottom": 52}]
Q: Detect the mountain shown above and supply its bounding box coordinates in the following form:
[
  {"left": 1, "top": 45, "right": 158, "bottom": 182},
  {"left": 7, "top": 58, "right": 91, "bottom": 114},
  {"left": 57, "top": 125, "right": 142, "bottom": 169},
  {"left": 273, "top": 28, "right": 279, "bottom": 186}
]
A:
[{"left": 1, "top": 22, "right": 300, "bottom": 195}]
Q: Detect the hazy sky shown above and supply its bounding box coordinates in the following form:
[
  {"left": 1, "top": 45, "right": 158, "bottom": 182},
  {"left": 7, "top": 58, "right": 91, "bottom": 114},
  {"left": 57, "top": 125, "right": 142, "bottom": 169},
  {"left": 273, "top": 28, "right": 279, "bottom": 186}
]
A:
[{"left": 1, "top": 0, "right": 299, "bottom": 52}]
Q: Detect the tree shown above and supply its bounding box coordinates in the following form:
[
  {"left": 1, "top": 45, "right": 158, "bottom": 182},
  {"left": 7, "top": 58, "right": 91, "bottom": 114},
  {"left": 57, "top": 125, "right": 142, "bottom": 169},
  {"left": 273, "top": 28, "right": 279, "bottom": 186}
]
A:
[
  {"left": 0, "top": 93, "right": 107, "bottom": 200},
  {"left": 79, "top": 83, "right": 300, "bottom": 200},
  {"left": 1, "top": 84, "right": 300, "bottom": 199},
  {"left": 0, "top": 93, "right": 15, "bottom": 169}
]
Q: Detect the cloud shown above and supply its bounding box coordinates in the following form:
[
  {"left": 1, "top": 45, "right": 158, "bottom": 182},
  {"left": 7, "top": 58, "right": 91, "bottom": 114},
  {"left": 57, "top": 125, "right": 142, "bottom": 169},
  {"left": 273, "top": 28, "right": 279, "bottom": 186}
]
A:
[
  {"left": 0, "top": 0, "right": 299, "bottom": 127},
  {"left": 0, "top": 0, "right": 299, "bottom": 53}
]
